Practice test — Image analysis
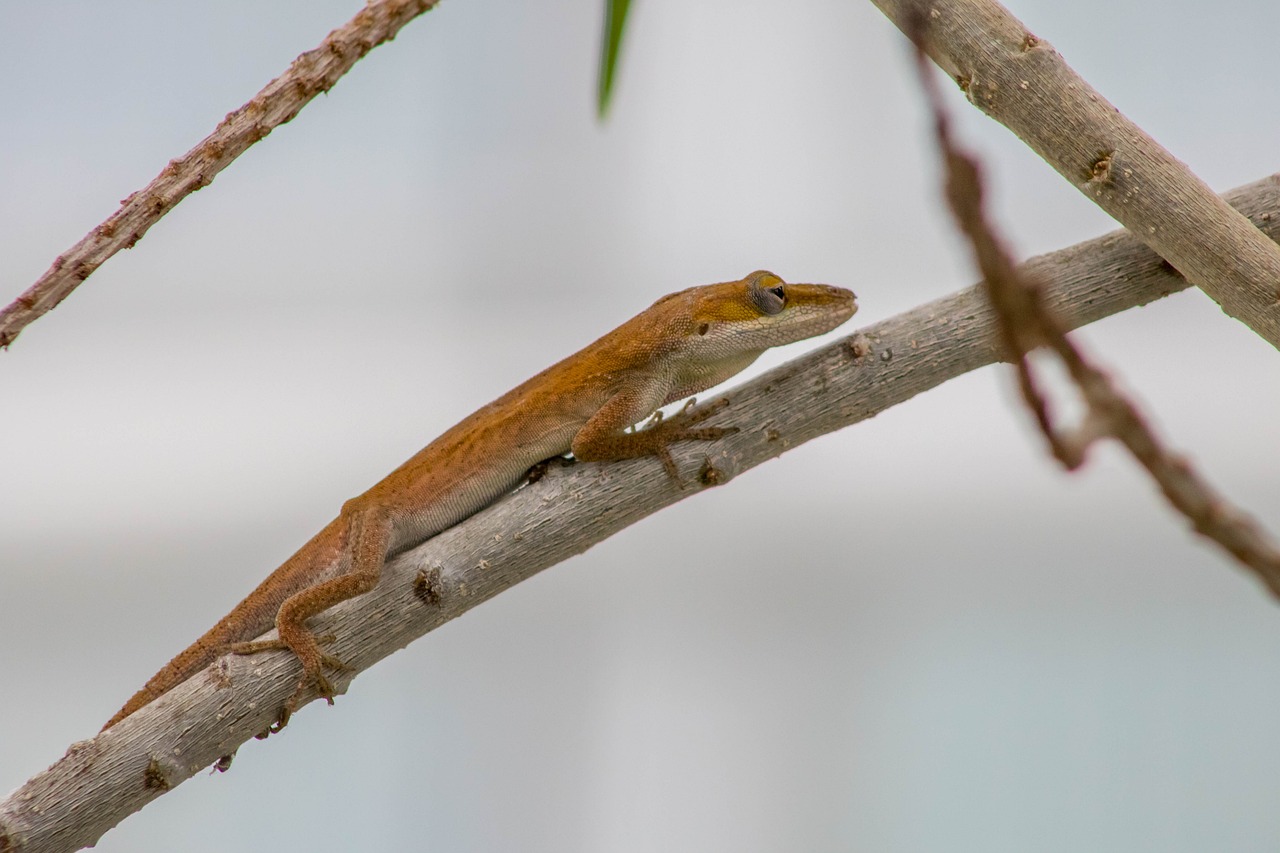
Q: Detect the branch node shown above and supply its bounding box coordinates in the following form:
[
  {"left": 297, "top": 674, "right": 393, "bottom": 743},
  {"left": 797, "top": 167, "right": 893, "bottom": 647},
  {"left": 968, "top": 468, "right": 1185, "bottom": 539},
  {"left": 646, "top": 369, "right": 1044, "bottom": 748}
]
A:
[
  {"left": 1086, "top": 149, "right": 1115, "bottom": 184},
  {"left": 697, "top": 457, "right": 726, "bottom": 487},
  {"left": 413, "top": 567, "right": 444, "bottom": 605},
  {"left": 845, "top": 333, "right": 873, "bottom": 359},
  {"left": 143, "top": 759, "right": 172, "bottom": 791}
]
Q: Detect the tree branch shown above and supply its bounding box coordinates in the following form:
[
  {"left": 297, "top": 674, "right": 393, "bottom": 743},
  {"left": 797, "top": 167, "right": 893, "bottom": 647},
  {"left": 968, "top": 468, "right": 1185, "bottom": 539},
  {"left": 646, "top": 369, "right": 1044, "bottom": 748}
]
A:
[
  {"left": 907, "top": 22, "right": 1280, "bottom": 593},
  {"left": 4, "top": 172, "right": 1279, "bottom": 853},
  {"left": 0, "top": 0, "right": 442, "bottom": 350},
  {"left": 870, "top": 0, "right": 1280, "bottom": 348}
]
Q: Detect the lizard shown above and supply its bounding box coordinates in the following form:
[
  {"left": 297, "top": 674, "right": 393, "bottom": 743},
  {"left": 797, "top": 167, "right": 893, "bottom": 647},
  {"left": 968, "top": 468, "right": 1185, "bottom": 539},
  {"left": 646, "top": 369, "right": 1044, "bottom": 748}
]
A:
[{"left": 102, "top": 270, "right": 856, "bottom": 730}]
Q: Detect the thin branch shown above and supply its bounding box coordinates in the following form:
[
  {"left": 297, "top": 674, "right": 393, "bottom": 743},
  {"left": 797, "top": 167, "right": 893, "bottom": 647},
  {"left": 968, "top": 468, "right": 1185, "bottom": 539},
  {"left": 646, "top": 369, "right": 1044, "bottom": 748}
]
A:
[
  {"left": 0, "top": 0, "right": 442, "bottom": 350},
  {"left": 4, "top": 172, "right": 1280, "bottom": 853},
  {"left": 908, "top": 17, "right": 1280, "bottom": 592},
  {"left": 870, "top": 0, "right": 1280, "bottom": 349}
]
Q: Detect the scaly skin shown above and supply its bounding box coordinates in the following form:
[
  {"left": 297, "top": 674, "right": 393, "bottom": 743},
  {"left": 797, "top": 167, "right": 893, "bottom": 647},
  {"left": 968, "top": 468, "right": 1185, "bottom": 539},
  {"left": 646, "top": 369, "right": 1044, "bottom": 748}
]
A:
[{"left": 103, "top": 271, "right": 856, "bottom": 729}]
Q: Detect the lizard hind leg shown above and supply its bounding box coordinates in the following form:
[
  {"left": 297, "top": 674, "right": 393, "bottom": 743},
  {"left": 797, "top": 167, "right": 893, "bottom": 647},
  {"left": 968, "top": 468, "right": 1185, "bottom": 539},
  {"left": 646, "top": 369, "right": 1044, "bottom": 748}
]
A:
[{"left": 232, "top": 498, "right": 393, "bottom": 714}]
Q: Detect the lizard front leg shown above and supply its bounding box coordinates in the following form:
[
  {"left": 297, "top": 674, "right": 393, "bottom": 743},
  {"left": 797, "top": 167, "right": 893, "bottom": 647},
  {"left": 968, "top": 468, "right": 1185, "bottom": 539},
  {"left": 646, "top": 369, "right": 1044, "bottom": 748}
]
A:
[{"left": 572, "top": 384, "right": 738, "bottom": 481}]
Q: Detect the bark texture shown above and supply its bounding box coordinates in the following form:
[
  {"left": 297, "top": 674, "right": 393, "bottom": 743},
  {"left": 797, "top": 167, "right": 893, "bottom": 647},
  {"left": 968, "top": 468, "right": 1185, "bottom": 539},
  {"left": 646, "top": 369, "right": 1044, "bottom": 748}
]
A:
[{"left": 870, "top": 0, "right": 1280, "bottom": 347}]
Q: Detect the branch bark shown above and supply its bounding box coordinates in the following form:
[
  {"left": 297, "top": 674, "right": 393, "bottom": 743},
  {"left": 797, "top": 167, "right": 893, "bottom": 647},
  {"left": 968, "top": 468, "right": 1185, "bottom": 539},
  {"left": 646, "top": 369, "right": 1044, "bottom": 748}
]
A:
[
  {"left": 909, "top": 35, "right": 1280, "bottom": 593},
  {"left": 870, "top": 0, "right": 1280, "bottom": 348},
  {"left": 3, "top": 172, "right": 1278, "bottom": 853},
  {"left": 0, "top": 0, "right": 441, "bottom": 350}
]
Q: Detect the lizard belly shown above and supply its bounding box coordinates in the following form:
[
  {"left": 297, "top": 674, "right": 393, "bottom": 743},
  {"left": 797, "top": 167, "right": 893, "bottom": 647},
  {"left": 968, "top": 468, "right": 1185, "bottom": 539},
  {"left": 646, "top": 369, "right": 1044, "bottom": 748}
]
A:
[{"left": 387, "top": 435, "right": 567, "bottom": 556}]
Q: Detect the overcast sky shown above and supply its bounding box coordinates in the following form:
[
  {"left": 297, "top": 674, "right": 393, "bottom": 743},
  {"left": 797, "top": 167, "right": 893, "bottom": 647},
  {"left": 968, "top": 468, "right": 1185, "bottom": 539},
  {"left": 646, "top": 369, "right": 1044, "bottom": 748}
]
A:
[{"left": 4, "top": 2, "right": 1280, "bottom": 851}]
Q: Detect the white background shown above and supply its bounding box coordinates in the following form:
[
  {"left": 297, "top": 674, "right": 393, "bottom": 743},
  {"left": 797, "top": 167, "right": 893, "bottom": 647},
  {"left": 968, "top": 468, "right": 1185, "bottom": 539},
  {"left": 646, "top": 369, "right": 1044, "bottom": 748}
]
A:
[{"left": 4, "top": 1, "right": 1280, "bottom": 850}]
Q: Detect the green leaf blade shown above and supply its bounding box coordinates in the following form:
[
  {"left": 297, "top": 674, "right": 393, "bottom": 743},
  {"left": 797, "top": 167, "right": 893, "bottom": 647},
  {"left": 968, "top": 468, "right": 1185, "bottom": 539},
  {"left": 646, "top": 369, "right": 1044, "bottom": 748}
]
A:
[{"left": 597, "top": 0, "right": 632, "bottom": 120}]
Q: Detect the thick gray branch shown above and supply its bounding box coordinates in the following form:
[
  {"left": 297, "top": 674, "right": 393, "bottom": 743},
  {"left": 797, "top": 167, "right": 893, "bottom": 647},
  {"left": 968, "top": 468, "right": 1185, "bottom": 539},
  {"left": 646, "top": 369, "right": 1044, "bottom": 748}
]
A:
[
  {"left": 3, "top": 173, "right": 1277, "bottom": 853},
  {"left": 870, "top": 0, "right": 1280, "bottom": 348},
  {"left": 0, "top": 0, "right": 441, "bottom": 349}
]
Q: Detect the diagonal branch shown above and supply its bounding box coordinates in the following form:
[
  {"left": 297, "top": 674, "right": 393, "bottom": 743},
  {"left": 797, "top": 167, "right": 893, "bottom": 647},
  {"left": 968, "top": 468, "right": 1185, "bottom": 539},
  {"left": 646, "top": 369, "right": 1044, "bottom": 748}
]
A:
[
  {"left": 3, "top": 172, "right": 1278, "bottom": 853},
  {"left": 906, "top": 19, "right": 1280, "bottom": 594},
  {"left": 870, "top": 0, "right": 1280, "bottom": 349},
  {"left": 0, "top": 0, "right": 442, "bottom": 350}
]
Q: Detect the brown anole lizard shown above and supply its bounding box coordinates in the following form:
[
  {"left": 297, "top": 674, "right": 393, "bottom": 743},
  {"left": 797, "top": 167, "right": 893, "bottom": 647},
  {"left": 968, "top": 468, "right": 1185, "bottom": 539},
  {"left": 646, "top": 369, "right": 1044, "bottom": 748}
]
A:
[{"left": 102, "top": 271, "right": 856, "bottom": 730}]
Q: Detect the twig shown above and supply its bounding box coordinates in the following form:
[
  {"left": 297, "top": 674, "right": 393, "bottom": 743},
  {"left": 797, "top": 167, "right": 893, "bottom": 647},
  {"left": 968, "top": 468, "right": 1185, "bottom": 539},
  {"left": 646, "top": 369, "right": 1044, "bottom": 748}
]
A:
[
  {"left": 908, "top": 13, "right": 1280, "bottom": 594},
  {"left": 871, "top": 0, "right": 1280, "bottom": 349},
  {"left": 5, "top": 170, "right": 1280, "bottom": 852},
  {"left": 0, "top": 0, "right": 442, "bottom": 350}
]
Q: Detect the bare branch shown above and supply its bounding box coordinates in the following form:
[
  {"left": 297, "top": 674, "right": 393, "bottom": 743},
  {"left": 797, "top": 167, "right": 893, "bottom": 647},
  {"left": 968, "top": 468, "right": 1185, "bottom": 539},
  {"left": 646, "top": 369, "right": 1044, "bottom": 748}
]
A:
[
  {"left": 907, "top": 18, "right": 1280, "bottom": 593},
  {"left": 5, "top": 171, "right": 1280, "bottom": 852},
  {"left": 871, "top": 0, "right": 1280, "bottom": 348},
  {"left": 0, "top": 0, "right": 442, "bottom": 350}
]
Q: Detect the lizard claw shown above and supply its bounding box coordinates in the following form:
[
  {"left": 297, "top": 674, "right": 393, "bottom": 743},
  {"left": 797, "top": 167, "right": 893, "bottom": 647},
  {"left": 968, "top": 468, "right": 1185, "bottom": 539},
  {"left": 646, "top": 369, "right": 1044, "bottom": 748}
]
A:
[
  {"left": 281, "top": 656, "right": 346, "bottom": 717},
  {"left": 293, "top": 647, "right": 350, "bottom": 708},
  {"left": 674, "top": 396, "right": 728, "bottom": 426}
]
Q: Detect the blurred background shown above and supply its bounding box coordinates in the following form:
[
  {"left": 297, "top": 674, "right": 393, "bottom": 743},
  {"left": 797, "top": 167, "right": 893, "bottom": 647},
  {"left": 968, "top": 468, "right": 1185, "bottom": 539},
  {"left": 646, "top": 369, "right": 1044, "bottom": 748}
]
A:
[{"left": 4, "top": 1, "right": 1280, "bottom": 850}]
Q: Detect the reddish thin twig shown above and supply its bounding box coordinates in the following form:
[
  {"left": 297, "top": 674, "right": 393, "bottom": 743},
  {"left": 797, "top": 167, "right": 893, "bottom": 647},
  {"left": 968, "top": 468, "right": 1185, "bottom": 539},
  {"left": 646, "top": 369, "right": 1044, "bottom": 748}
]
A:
[
  {"left": 0, "top": 0, "right": 442, "bottom": 350},
  {"left": 908, "top": 11, "right": 1280, "bottom": 596}
]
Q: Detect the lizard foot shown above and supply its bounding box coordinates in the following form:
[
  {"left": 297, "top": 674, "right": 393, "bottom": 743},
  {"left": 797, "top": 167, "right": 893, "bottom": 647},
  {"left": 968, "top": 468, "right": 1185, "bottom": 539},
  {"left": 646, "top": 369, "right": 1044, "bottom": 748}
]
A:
[
  {"left": 228, "top": 633, "right": 351, "bottom": 713},
  {"left": 645, "top": 397, "right": 740, "bottom": 481}
]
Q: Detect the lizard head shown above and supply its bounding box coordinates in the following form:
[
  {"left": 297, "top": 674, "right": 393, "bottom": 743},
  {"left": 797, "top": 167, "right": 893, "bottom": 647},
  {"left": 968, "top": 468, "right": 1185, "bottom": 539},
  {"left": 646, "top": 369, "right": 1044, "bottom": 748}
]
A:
[{"left": 677, "top": 270, "right": 857, "bottom": 356}]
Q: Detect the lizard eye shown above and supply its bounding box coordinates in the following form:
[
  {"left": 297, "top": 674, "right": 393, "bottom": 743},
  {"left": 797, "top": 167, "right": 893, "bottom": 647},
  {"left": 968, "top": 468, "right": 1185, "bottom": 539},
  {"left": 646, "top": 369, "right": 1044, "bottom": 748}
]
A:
[{"left": 748, "top": 272, "right": 787, "bottom": 315}]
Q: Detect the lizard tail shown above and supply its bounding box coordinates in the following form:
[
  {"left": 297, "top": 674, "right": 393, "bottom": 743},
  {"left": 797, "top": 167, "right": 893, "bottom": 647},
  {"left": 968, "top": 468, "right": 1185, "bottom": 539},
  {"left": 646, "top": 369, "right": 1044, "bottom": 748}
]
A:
[
  {"left": 102, "top": 630, "right": 231, "bottom": 730},
  {"left": 101, "top": 520, "right": 343, "bottom": 730}
]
